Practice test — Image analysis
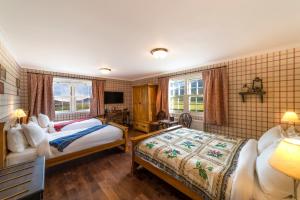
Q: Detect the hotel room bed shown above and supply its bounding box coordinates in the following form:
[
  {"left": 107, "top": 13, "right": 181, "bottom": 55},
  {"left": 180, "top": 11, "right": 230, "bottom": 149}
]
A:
[
  {"left": 6, "top": 124, "right": 123, "bottom": 166},
  {"left": 131, "top": 126, "right": 285, "bottom": 200},
  {"left": 0, "top": 118, "right": 129, "bottom": 168}
]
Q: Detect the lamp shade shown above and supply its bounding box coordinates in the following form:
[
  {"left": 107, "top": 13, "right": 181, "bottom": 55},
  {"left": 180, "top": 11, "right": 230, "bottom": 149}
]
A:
[
  {"left": 281, "top": 111, "right": 299, "bottom": 123},
  {"left": 14, "top": 109, "right": 26, "bottom": 118},
  {"left": 269, "top": 138, "right": 300, "bottom": 179}
]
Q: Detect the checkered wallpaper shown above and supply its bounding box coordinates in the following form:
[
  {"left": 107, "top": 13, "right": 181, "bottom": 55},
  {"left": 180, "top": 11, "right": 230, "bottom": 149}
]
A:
[{"left": 133, "top": 48, "right": 300, "bottom": 139}]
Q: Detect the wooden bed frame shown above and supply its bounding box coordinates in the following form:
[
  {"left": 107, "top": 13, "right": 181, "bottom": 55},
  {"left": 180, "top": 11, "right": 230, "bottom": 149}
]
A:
[
  {"left": 0, "top": 117, "right": 129, "bottom": 169},
  {"left": 131, "top": 125, "right": 203, "bottom": 200}
]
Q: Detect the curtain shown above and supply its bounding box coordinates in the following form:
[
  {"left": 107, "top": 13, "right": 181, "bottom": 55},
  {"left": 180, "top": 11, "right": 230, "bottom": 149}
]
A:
[
  {"left": 156, "top": 77, "right": 169, "bottom": 116},
  {"left": 90, "top": 80, "right": 105, "bottom": 117},
  {"left": 28, "top": 73, "right": 55, "bottom": 120},
  {"left": 203, "top": 67, "right": 228, "bottom": 126}
]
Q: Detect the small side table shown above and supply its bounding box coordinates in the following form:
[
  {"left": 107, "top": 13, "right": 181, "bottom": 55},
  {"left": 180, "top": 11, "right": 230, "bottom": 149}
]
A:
[{"left": 0, "top": 156, "right": 45, "bottom": 200}]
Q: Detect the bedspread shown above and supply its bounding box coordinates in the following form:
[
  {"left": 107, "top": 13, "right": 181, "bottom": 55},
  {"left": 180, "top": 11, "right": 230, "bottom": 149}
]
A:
[{"left": 135, "top": 128, "right": 247, "bottom": 200}]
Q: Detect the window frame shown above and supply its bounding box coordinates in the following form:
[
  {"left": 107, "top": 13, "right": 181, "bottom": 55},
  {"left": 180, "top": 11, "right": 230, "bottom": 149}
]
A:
[
  {"left": 53, "top": 78, "right": 92, "bottom": 114},
  {"left": 187, "top": 77, "right": 204, "bottom": 113},
  {"left": 168, "top": 73, "right": 203, "bottom": 116},
  {"left": 169, "top": 79, "right": 185, "bottom": 113}
]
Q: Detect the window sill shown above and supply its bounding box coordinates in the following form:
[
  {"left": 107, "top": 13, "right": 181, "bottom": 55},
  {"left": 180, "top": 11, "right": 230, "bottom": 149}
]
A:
[
  {"left": 169, "top": 112, "right": 204, "bottom": 116},
  {"left": 55, "top": 110, "right": 90, "bottom": 115},
  {"left": 169, "top": 112, "right": 204, "bottom": 120}
]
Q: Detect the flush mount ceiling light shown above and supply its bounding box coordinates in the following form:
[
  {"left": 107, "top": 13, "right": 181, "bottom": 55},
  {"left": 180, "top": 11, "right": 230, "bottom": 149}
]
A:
[
  {"left": 151, "top": 48, "right": 168, "bottom": 59},
  {"left": 99, "top": 67, "right": 111, "bottom": 74}
]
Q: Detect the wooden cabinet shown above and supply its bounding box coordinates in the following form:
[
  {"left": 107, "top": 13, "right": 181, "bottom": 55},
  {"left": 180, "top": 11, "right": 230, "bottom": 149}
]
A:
[{"left": 133, "top": 84, "right": 157, "bottom": 132}]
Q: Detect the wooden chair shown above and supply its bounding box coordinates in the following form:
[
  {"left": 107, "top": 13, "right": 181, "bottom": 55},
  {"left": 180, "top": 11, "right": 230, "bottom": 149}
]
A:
[
  {"left": 157, "top": 111, "right": 167, "bottom": 120},
  {"left": 150, "top": 111, "right": 167, "bottom": 131},
  {"left": 178, "top": 113, "right": 192, "bottom": 128}
]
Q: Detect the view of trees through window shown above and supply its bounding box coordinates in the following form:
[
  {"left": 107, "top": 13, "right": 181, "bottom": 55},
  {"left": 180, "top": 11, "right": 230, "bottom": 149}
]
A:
[
  {"left": 169, "top": 76, "right": 203, "bottom": 114},
  {"left": 169, "top": 80, "right": 185, "bottom": 112},
  {"left": 53, "top": 78, "right": 92, "bottom": 113},
  {"left": 188, "top": 79, "right": 204, "bottom": 112}
]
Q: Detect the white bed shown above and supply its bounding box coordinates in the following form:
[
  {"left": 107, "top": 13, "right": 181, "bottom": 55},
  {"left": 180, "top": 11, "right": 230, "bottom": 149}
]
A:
[
  {"left": 6, "top": 122, "right": 125, "bottom": 167},
  {"left": 131, "top": 125, "right": 300, "bottom": 200},
  {"left": 48, "top": 125, "right": 122, "bottom": 155}
]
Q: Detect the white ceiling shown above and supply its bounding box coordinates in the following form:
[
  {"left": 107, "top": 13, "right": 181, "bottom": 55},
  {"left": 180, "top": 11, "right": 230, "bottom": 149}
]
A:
[{"left": 0, "top": 0, "right": 300, "bottom": 80}]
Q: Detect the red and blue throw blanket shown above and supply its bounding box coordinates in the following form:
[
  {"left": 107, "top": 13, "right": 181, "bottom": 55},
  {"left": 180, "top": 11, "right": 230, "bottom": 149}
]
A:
[
  {"left": 54, "top": 118, "right": 89, "bottom": 132},
  {"left": 50, "top": 125, "right": 108, "bottom": 152}
]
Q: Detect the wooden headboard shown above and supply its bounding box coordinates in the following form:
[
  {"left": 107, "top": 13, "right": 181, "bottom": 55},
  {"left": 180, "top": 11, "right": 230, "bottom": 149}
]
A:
[
  {"left": 0, "top": 122, "right": 7, "bottom": 168},
  {"left": 0, "top": 117, "right": 28, "bottom": 169}
]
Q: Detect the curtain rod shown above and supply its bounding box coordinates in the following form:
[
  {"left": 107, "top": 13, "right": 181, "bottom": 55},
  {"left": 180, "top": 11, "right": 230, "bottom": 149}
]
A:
[
  {"left": 26, "top": 71, "right": 106, "bottom": 81},
  {"left": 159, "top": 65, "right": 227, "bottom": 79}
]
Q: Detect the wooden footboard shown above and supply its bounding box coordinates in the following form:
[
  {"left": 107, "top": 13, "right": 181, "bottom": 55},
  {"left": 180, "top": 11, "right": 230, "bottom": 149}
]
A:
[
  {"left": 97, "top": 117, "right": 129, "bottom": 152},
  {"left": 130, "top": 125, "right": 203, "bottom": 200},
  {"left": 107, "top": 121, "right": 129, "bottom": 152},
  {"left": 46, "top": 139, "right": 125, "bottom": 167}
]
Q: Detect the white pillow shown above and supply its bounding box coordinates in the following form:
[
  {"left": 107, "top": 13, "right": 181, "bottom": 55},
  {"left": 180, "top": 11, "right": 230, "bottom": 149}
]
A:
[
  {"left": 29, "top": 116, "right": 39, "bottom": 125},
  {"left": 22, "top": 122, "right": 46, "bottom": 147},
  {"left": 7, "top": 125, "right": 29, "bottom": 153},
  {"left": 258, "top": 125, "right": 283, "bottom": 154},
  {"left": 47, "top": 122, "right": 56, "bottom": 133},
  {"left": 256, "top": 142, "right": 293, "bottom": 199},
  {"left": 38, "top": 113, "right": 50, "bottom": 128}
]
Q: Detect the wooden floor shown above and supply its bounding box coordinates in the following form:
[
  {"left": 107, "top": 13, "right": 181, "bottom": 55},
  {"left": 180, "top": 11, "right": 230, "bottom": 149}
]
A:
[{"left": 44, "top": 130, "right": 191, "bottom": 200}]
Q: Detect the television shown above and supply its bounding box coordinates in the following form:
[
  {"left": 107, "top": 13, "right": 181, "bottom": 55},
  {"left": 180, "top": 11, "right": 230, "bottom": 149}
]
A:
[{"left": 104, "top": 91, "right": 124, "bottom": 104}]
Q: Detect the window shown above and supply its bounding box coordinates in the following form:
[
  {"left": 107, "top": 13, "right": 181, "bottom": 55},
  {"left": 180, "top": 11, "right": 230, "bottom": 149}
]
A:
[
  {"left": 188, "top": 79, "right": 204, "bottom": 112},
  {"left": 53, "top": 78, "right": 92, "bottom": 113},
  {"left": 169, "top": 80, "right": 185, "bottom": 112},
  {"left": 169, "top": 75, "right": 203, "bottom": 114}
]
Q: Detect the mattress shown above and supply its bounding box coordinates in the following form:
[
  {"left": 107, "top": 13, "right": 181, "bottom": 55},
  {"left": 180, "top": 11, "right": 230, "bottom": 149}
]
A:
[
  {"left": 6, "top": 148, "right": 38, "bottom": 166},
  {"left": 48, "top": 125, "right": 123, "bottom": 156}
]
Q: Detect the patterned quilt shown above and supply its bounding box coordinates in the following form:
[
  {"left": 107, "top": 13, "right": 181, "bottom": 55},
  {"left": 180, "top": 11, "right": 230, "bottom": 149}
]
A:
[{"left": 135, "top": 128, "right": 247, "bottom": 200}]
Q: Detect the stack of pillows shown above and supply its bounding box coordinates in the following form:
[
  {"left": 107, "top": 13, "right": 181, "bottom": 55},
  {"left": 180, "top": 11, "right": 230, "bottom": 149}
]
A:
[
  {"left": 7, "top": 113, "right": 55, "bottom": 153},
  {"left": 256, "top": 125, "right": 298, "bottom": 199}
]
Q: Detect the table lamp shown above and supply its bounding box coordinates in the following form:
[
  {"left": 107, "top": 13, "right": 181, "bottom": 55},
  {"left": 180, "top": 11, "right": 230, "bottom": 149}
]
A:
[
  {"left": 282, "top": 111, "right": 299, "bottom": 136},
  {"left": 269, "top": 138, "right": 300, "bottom": 200},
  {"left": 14, "top": 109, "right": 26, "bottom": 124}
]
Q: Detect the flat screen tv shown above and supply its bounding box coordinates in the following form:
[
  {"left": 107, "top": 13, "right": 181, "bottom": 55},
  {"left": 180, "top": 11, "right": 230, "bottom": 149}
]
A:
[{"left": 104, "top": 91, "right": 124, "bottom": 104}]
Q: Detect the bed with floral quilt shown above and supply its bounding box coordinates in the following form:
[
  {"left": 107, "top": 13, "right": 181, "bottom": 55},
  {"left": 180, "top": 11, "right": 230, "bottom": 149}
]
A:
[{"left": 131, "top": 126, "right": 258, "bottom": 200}]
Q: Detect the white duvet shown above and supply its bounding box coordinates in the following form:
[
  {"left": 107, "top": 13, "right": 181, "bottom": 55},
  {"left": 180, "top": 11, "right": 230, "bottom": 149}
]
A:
[
  {"left": 229, "top": 139, "right": 258, "bottom": 200},
  {"left": 37, "top": 125, "right": 123, "bottom": 158},
  {"left": 228, "top": 139, "right": 283, "bottom": 200},
  {"left": 53, "top": 118, "right": 103, "bottom": 131}
]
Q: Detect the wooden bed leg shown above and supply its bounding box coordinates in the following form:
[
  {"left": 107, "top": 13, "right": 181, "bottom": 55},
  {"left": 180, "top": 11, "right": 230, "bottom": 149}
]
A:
[
  {"left": 124, "top": 127, "right": 129, "bottom": 153},
  {"left": 131, "top": 140, "right": 138, "bottom": 175},
  {"left": 131, "top": 161, "right": 138, "bottom": 175},
  {"left": 124, "top": 144, "right": 129, "bottom": 153}
]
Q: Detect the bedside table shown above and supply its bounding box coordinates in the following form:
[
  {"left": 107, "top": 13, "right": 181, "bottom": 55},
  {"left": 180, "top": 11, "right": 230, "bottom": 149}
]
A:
[{"left": 0, "top": 156, "right": 45, "bottom": 200}]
